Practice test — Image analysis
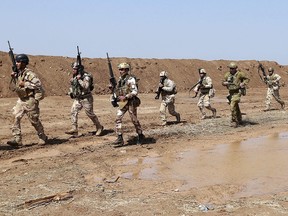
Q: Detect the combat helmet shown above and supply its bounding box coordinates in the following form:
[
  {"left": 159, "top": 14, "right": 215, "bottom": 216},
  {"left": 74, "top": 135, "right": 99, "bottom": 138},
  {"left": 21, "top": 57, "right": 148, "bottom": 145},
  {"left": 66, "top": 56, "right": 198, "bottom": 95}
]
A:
[
  {"left": 15, "top": 54, "right": 29, "bottom": 64},
  {"left": 71, "top": 62, "right": 84, "bottom": 70},
  {"left": 199, "top": 68, "right": 206, "bottom": 74},
  {"left": 159, "top": 71, "right": 168, "bottom": 77},
  {"left": 118, "top": 62, "right": 130, "bottom": 70},
  {"left": 268, "top": 67, "right": 274, "bottom": 72},
  {"left": 228, "top": 62, "right": 238, "bottom": 69}
]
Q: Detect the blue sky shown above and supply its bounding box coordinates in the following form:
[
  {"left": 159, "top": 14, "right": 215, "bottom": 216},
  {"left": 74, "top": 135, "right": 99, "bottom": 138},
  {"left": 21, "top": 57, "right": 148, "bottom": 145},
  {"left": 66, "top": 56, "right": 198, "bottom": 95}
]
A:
[{"left": 1, "top": 0, "right": 288, "bottom": 65}]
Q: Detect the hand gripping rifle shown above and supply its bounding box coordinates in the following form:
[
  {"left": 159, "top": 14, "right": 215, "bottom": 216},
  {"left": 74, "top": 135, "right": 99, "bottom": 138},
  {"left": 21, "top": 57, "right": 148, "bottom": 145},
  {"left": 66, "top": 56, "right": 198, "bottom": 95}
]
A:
[
  {"left": 257, "top": 62, "right": 267, "bottom": 84},
  {"left": 8, "top": 41, "right": 19, "bottom": 85},
  {"left": 106, "top": 53, "right": 118, "bottom": 107},
  {"left": 189, "top": 69, "right": 204, "bottom": 98},
  {"left": 155, "top": 76, "right": 165, "bottom": 99}
]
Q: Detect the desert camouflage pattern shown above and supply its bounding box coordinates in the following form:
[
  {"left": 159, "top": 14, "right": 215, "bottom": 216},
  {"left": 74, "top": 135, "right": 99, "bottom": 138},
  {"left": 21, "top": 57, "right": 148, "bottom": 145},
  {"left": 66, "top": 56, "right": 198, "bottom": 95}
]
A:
[
  {"left": 69, "top": 73, "right": 102, "bottom": 130},
  {"left": 265, "top": 73, "right": 284, "bottom": 109},
  {"left": 115, "top": 74, "right": 142, "bottom": 135},
  {"left": 159, "top": 78, "right": 179, "bottom": 123},
  {"left": 11, "top": 68, "right": 46, "bottom": 143}
]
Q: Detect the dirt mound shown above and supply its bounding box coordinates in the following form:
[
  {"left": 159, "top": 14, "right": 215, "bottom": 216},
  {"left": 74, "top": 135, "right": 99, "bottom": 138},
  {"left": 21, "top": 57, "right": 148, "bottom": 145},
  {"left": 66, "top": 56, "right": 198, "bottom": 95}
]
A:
[{"left": 1, "top": 51, "right": 288, "bottom": 98}]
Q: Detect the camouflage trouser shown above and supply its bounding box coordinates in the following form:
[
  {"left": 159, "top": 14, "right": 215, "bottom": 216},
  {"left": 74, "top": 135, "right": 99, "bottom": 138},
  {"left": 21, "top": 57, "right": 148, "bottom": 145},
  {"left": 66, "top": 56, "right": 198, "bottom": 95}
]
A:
[
  {"left": 11, "top": 97, "right": 45, "bottom": 142},
  {"left": 71, "top": 95, "right": 102, "bottom": 129},
  {"left": 197, "top": 93, "right": 211, "bottom": 108},
  {"left": 229, "top": 92, "right": 242, "bottom": 123},
  {"left": 115, "top": 100, "right": 142, "bottom": 135},
  {"left": 265, "top": 87, "right": 284, "bottom": 109},
  {"left": 159, "top": 98, "right": 179, "bottom": 122}
]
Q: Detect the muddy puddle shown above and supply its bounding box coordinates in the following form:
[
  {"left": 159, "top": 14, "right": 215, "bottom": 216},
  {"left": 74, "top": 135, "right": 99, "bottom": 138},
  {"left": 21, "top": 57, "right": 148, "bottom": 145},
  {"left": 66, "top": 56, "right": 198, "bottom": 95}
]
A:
[{"left": 123, "top": 132, "right": 288, "bottom": 197}]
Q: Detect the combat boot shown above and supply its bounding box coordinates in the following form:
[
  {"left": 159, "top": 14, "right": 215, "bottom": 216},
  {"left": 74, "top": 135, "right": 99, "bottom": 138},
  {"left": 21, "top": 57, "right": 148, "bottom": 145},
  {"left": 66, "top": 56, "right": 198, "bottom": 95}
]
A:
[
  {"left": 137, "top": 133, "right": 145, "bottom": 145},
  {"left": 230, "top": 122, "right": 238, "bottom": 128},
  {"left": 7, "top": 138, "right": 22, "bottom": 147},
  {"left": 65, "top": 126, "right": 78, "bottom": 136},
  {"left": 112, "top": 134, "right": 124, "bottom": 147},
  {"left": 38, "top": 134, "right": 48, "bottom": 145},
  {"left": 212, "top": 108, "right": 217, "bottom": 118},
  {"left": 95, "top": 125, "right": 104, "bottom": 136},
  {"left": 160, "top": 120, "right": 167, "bottom": 126},
  {"left": 176, "top": 113, "right": 181, "bottom": 123}
]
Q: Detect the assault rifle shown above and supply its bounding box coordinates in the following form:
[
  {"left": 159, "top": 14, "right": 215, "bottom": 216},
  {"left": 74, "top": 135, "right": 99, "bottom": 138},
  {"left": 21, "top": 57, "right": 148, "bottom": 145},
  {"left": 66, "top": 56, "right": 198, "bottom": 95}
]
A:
[
  {"left": 8, "top": 41, "right": 19, "bottom": 85},
  {"left": 106, "top": 53, "right": 118, "bottom": 107},
  {"left": 76, "top": 46, "right": 84, "bottom": 76},
  {"left": 189, "top": 69, "right": 204, "bottom": 98},
  {"left": 155, "top": 76, "right": 166, "bottom": 99},
  {"left": 257, "top": 62, "right": 267, "bottom": 84}
]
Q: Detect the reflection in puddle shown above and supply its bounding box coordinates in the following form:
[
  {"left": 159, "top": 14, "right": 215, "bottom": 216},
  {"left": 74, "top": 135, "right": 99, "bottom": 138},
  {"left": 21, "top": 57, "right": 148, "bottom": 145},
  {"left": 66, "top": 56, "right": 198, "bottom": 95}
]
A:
[{"left": 128, "top": 132, "right": 288, "bottom": 197}]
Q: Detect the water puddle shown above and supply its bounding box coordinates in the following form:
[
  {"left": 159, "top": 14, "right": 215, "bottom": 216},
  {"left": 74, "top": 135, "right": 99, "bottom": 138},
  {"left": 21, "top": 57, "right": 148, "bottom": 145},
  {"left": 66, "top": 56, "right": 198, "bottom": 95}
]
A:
[{"left": 126, "top": 132, "right": 288, "bottom": 197}]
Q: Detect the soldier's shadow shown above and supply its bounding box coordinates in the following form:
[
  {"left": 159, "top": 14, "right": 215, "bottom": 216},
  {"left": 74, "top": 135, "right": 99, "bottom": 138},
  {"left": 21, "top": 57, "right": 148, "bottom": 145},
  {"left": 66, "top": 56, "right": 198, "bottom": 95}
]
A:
[{"left": 126, "top": 136, "right": 157, "bottom": 146}]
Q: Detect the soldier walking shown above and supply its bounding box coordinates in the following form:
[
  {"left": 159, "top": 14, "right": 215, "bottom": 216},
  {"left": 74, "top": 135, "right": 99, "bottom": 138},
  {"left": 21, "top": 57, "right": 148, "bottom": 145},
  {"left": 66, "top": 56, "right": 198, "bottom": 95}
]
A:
[
  {"left": 65, "top": 62, "right": 104, "bottom": 136},
  {"left": 111, "top": 62, "right": 144, "bottom": 147},
  {"left": 7, "top": 54, "right": 47, "bottom": 147},
  {"left": 195, "top": 68, "right": 217, "bottom": 119},
  {"left": 263, "top": 67, "right": 285, "bottom": 111},
  {"left": 222, "top": 62, "right": 249, "bottom": 128},
  {"left": 157, "top": 71, "right": 180, "bottom": 126}
]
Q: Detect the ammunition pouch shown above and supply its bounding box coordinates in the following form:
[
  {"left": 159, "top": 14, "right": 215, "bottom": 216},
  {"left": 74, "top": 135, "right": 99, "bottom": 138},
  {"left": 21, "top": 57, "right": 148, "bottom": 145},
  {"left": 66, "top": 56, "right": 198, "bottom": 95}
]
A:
[
  {"left": 239, "top": 88, "right": 246, "bottom": 96},
  {"left": 131, "top": 96, "right": 141, "bottom": 107},
  {"left": 110, "top": 95, "right": 119, "bottom": 107}
]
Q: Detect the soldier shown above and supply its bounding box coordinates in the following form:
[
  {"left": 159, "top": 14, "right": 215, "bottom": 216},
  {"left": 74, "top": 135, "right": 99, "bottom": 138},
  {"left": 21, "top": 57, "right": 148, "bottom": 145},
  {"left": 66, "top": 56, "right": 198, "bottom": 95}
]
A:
[
  {"left": 111, "top": 62, "right": 144, "bottom": 147},
  {"left": 7, "top": 54, "right": 47, "bottom": 147},
  {"left": 222, "top": 62, "right": 249, "bottom": 128},
  {"left": 158, "top": 71, "right": 180, "bottom": 126},
  {"left": 195, "top": 68, "right": 217, "bottom": 119},
  {"left": 263, "top": 67, "right": 285, "bottom": 111},
  {"left": 65, "top": 62, "right": 104, "bottom": 136}
]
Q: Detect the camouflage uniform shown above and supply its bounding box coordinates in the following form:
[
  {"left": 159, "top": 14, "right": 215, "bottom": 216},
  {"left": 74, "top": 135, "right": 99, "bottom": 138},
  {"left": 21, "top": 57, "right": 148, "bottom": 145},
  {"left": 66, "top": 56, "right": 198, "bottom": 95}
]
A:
[
  {"left": 66, "top": 71, "right": 103, "bottom": 136},
  {"left": 9, "top": 68, "right": 47, "bottom": 145},
  {"left": 223, "top": 67, "right": 249, "bottom": 127},
  {"left": 159, "top": 75, "right": 180, "bottom": 125},
  {"left": 264, "top": 73, "right": 285, "bottom": 110},
  {"left": 196, "top": 74, "right": 216, "bottom": 119},
  {"left": 114, "top": 74, "right": 142, "bottom": 135}
]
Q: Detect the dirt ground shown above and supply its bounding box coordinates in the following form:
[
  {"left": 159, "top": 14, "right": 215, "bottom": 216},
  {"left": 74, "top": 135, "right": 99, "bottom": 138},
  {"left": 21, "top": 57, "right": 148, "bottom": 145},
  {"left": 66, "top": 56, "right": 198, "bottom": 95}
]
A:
[
  {"left": 1, "top": 51, "right": 288, "bottom": 215},
  {"left": 1, "top": 87, "right": 288, "bottom": 215}
]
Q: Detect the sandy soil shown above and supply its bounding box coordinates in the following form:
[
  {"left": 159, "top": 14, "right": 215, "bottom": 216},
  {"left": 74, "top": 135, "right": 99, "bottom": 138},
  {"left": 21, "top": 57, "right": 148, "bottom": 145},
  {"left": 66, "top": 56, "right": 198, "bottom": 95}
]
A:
[{"left": 1, "top": 88, "right": 288, "bottom": 215}]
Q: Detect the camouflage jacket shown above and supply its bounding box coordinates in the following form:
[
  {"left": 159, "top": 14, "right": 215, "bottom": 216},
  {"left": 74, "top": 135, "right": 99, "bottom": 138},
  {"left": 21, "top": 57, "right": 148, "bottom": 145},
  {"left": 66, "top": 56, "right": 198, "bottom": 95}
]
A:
[
  {"left": 224, "top": 70, "right": 250, "bottom": 92},
  {"left": 70, "top": 72, "right": 93, "bottom": 99},
  {"left": 14, "top": 68, "right": 43, "bottom": 100},
  {"left": 199, "top": 76, "right": 213, "bottom": 94},
  {"left": 115, "top": 74, "right": 138, "bottom": 99},
  {"left": 266, "top": 73, "right": 281, "bottom": 88}
]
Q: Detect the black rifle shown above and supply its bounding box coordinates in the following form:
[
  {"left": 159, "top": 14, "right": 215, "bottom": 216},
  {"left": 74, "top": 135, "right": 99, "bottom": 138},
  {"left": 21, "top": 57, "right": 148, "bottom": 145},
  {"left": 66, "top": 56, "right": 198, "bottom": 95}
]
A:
[
  {"left": 69, "top": 46, "right": 84, "bottom": 99},
  {"left": 76, "top": 46, "right": 84, "bottom": 76},
  {"left": 8, "top": 41, "right": 19, "bottom": 85},
  {"left": 155, "top": 76, "right": 166, "bottom": 99},
  {"left": 257, "top": 62, "right": 267, "bottom": 83},
  {"left": 106, "top": 53, "right": 118, "bottom": 107},
  {"left": 189, "top": 69, "right": 204, "bottom": 98}
]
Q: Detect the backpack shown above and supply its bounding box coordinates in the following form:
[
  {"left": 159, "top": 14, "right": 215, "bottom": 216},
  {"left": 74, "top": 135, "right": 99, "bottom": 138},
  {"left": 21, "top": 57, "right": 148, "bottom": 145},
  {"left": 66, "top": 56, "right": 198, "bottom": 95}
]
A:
[
  {"left": 84, "top": 72, "right": 94, "bottom": 91},
  {"left": 130, "top": 74, "right": 139, "bottom": 90}
]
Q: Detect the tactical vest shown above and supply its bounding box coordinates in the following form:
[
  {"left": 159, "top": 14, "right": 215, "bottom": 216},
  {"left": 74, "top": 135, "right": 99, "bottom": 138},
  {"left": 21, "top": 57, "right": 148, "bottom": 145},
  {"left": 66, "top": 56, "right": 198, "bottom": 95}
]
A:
[{"left": 116, "top": 75, "right": 137, "bottom": 97}]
